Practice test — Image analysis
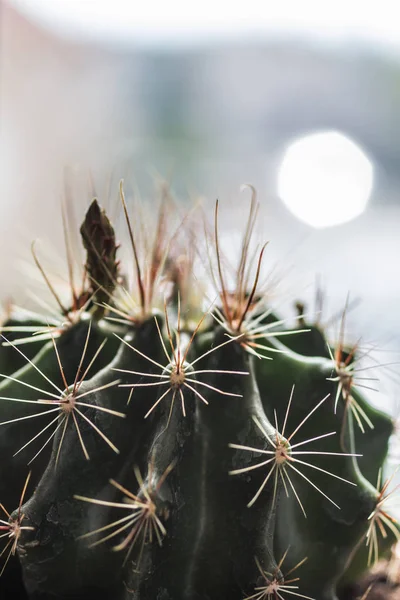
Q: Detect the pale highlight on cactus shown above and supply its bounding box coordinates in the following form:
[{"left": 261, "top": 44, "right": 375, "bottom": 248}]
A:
[{"left": 0, "top": 183, "right": 398, "bottom": 600}]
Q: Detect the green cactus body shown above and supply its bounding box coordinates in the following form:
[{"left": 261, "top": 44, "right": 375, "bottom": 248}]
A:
[
  {"left": 0, "top": 311, "right": 53, "bottom": 375},
  {"left": 0, "top": 190, "right": 398, "bottom": 600}
]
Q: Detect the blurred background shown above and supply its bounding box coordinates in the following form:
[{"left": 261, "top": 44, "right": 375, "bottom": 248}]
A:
[{"left": 0, "top": 0, "right": 399, "bottom": 421}]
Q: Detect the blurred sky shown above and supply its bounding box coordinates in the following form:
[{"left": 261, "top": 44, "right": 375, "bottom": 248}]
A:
[{"left": 9, "top": 0, "right": 400, "bottom": 51}]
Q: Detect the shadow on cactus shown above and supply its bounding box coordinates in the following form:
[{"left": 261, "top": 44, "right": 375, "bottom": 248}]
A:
[{"left": 0, "top": 183, "right": 398, "bottom": 600}]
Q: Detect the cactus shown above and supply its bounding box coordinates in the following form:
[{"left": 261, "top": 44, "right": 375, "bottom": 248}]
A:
[{"left": 0, "top": 184, "right": 398, "bottom": 600}]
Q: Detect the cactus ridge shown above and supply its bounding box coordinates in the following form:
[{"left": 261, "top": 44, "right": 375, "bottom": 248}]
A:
[{"left": 0, "top": 184, "right": 398, "bottom": 600}]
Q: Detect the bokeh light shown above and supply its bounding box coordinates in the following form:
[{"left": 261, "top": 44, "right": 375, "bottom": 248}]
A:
[{"left": 277, "top": 131, "right": 374, "bottom": 228}]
